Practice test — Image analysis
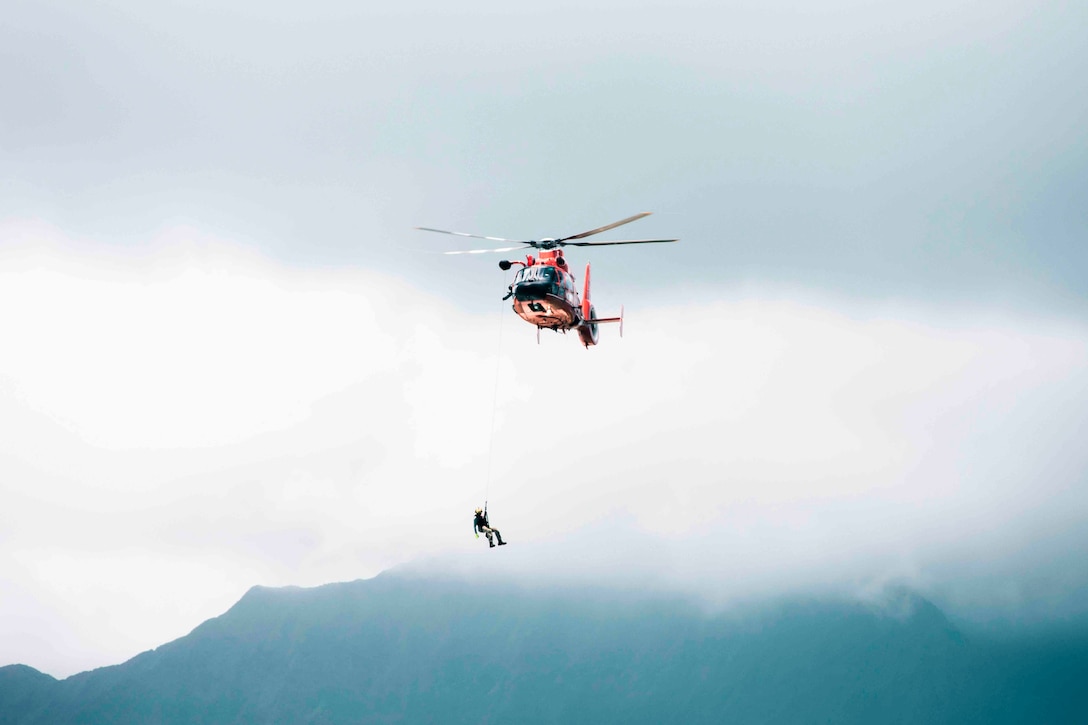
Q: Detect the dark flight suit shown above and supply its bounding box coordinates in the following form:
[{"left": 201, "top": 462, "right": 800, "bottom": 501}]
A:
[{"left": 474, "top": 511, "right": 505, "bottom": 547}]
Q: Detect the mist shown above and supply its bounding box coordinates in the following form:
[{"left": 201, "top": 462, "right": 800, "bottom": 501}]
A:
[{"left": 2, "top": 223, "right": 1086, "bottom": 676}]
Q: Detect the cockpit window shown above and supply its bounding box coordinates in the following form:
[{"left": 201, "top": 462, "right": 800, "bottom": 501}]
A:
[
  {"left": 512, "top": 265, "right": 560, "bottom": 302},
  {"left": 513, "top": 266, "right": 557, "bottom": 285}
]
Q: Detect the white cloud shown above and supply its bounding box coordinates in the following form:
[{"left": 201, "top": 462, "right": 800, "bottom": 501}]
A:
[
  {"left": 1, "top": 221, "right": 1087, "bottom": 677},
  {"left": 0, "top": 223, "right": 403, "bottom": 450}
]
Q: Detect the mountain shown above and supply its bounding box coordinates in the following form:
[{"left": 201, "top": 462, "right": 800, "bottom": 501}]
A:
[{"left": 3, "top": 573, "right": 1087, "bottom": 724}]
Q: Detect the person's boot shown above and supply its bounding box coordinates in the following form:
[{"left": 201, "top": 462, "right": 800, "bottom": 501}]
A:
[
  {"left": 498, "top": 541, "right": 507, "bottom": 546},
  {"left": 489, "top": 542, "right": 496, "bottom": 548}
]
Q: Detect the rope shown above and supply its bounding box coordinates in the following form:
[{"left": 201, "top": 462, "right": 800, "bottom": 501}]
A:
[{"left": 482, "top": 270, "right": 509, "bottom": 514}]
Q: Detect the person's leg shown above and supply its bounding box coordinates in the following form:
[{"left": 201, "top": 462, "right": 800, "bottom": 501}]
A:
[{"left": 494, "top": 527, "right": 506, "bottom": 545}]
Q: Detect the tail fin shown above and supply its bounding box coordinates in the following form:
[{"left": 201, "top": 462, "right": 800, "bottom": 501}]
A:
[{"left": 581, "top": 262, "right": 592, "bottom": 322}]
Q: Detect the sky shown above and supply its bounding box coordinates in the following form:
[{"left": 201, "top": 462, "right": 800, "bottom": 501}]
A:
[{"left": 2, "top": 1, "right": 1087, "bottom": 678}]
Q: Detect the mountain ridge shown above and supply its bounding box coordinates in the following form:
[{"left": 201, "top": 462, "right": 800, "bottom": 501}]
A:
[{"left": 3, "top": 573, "right": 1086, "bottom": 724}]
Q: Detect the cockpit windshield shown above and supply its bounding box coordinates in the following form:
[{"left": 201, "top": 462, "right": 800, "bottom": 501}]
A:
[
  {"left": 512, "top": 265, "right": 559, "bottom": 301},
  {"left": 513, "top": 266, "right": 557, "bottom": 285}
]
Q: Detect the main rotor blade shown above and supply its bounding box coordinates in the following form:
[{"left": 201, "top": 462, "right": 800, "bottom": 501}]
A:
[
  {"left": 563, "top": 238, "right": 679, "bottom": 247},
  {"left": 415, "top": 227, "right": 525, "bottom": 244},
  {"left": 555, "top": 212, "right": 652, "bottom": 242},
  {"left": 443, "top": 246, "right": 526, "bottom": 255}
]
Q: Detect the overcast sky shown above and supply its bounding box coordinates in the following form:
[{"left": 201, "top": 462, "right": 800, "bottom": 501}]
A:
[{"left": 2, "top": 1, "right": 1087, "bottom": 678}]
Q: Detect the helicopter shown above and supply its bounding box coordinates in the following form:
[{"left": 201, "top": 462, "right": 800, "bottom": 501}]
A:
[{"left": 416, "top": 212, "right": 677, "bottom": 347}]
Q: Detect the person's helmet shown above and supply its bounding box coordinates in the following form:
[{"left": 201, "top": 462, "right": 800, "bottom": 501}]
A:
[{"left": 475, "top": 507, "right": 483, "bottom": 514}]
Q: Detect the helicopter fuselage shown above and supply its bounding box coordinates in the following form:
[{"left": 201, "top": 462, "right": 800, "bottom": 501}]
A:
[
  {"left": 508, "top": 251, "right": 583, "bottom": 330},
  {"left": 502, "top": 249, "right": 605, "bottom": 347}
]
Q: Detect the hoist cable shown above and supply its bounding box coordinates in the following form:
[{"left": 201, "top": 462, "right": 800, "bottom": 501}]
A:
[{"left": 482, "top": 270, "right": 509, "bottom": 513}]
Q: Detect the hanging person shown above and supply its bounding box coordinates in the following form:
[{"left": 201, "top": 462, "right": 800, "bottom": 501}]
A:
[{"left": 474, "top": 507, "right": 507, "bottom": 548}]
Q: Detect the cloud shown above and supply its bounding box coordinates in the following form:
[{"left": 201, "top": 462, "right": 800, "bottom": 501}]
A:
[
  {"left": 2, "top": 221, "right": 1087, "bottom": 677},
  {"left": 410, "top": 298, "right": 1088, "bottom": 621},
  {"left": 0, "top": 222, "right": 407, "bottom": 450}
]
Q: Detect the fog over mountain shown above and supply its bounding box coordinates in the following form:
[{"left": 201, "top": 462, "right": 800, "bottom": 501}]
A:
[{"left": 2, "top": 230, "right": 1087, "bottom": 678}]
